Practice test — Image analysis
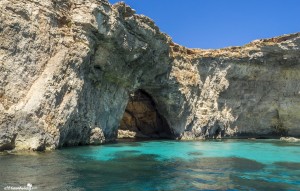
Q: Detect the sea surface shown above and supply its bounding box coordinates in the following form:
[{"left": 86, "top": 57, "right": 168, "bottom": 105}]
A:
[{"left": 0, "top": 139, "right": 300, "bottom": 191}]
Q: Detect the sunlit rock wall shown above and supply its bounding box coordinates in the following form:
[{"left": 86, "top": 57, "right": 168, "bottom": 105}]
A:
[{"left": 0, "top": 0, "right": 299, "bottom": 150}]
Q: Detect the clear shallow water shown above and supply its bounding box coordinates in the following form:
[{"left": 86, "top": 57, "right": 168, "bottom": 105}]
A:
[{"left": 0, "top": 139, "right": 300, "bottom": 191}]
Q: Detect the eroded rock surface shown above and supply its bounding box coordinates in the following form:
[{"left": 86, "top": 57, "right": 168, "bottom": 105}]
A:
[{"left": 0, "top": 0, "right": 299, "bottom": 150}]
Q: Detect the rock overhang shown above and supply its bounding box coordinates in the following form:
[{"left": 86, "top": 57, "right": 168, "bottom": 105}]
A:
[{"left": 0, "top": 0, "right": 300, "bottom": 151}]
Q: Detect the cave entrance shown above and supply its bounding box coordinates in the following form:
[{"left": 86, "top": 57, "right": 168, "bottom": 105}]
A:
[{"left": 118, "top": 89, "right": 172, "bottom": 139}]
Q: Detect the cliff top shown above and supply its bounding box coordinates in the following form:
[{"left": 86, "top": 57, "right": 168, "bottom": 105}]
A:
[{"left": 169, "top": 32, "right": 300, "bottom": 59}]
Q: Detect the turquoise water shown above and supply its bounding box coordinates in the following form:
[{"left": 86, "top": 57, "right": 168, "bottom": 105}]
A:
[{"left": 0, "top": 139, "right": 300, "bottom": 190}]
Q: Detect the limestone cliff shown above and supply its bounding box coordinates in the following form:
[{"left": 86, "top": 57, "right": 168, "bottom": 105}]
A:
[{"left": 0, "top": 0, "right": 299, "bottom": 151}]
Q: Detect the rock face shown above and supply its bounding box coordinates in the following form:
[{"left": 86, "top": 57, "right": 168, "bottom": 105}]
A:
[{"left": 0, "top": 0, "right": 299, "bottom": 151}]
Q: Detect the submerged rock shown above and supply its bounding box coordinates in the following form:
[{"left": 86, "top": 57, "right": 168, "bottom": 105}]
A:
[{"left": 0, "top": 0, "right": 300, "bottom": 150}]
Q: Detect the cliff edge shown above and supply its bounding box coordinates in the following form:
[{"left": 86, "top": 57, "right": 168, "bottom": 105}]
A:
[{"left": 1, "top": 0, "right": 300, "bottom": 150}]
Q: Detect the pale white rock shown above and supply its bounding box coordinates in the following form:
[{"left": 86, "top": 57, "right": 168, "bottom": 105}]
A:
[{"left": 280, "top": 137, "right": 300, "bottom": 142}]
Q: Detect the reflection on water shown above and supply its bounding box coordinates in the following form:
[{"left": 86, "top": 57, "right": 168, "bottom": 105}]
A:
[{"left": 0, "top": 139, "right": 300, "bottom": 190}]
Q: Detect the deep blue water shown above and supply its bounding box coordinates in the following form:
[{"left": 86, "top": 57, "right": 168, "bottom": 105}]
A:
[{"left": 0, "top": 139, "right": 300, "bottom": 190}]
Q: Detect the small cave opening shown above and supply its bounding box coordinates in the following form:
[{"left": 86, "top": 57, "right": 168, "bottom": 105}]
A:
[{"left": 118, "top": 89, "right": 173, "bottom": 139}]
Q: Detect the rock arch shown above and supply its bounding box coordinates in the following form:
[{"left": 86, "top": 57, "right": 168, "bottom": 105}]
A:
[{"left": 118, "top": 89, "right": 173, "bottom": 139}]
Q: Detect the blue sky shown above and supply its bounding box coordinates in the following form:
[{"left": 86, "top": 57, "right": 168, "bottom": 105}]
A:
[{"left": 108, "top": 0, "right": 300, "bottom": 49}]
